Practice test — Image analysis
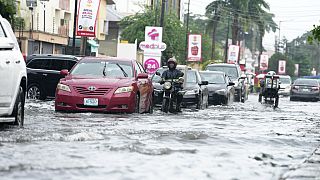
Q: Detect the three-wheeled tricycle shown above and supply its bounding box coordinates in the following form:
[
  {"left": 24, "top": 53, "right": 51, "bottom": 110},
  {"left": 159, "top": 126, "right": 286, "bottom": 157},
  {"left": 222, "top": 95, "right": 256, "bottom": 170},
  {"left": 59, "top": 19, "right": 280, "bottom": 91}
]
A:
[{"left": 258, "top": 71, "right": 280, "bottom": 108}]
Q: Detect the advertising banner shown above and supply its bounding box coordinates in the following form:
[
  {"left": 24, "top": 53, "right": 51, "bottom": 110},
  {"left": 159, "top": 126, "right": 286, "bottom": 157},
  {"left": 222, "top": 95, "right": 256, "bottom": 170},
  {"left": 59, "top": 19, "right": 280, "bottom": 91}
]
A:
[
  {"left": 76, "top": 0, "right": 101, "bottom": 37},
  {"left": 140, "top": 26, "right": 166, "bottom": 74},
  {"left": 278, "top": 60, "right": 286, "bottom": 74},
  {"left": 143, "top": 55, "right": 161, "bottom": 75},
  {"left": 187, "top": 34, "right": 202, "bottom": 62},
  {"left": 260, "top": 54, "right": 269, "bottom": 71},
  {"left": 227, "top": 45, "right": 240, "bottom": 64}
]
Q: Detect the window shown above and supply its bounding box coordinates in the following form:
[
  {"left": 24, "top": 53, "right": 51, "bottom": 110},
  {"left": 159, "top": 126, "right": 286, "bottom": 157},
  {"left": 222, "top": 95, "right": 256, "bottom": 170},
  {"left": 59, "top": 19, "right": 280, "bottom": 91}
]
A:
[
  {"left": 68, "top": 61, "right": 77, "bottom": 71},
  {"left": 71, "top": 61, "right": 133, "bottom": 78},
  {"left": 137, "top": 62, "right": 146, "bottom": 73},
  {"left": 0, "top": 23, "right": 7, "bottom": 37},
  {"left": 187, "top": 71, "right": 198, "bottom": 83},
  {"left": 27, "top": 59, "right": 52, "bottom": 70},
  {"left": 51, "top": 59, "right": 69, "bottom": 71},
  {"left": 135, "top": 62, "right": 142, "bottom": 75}
]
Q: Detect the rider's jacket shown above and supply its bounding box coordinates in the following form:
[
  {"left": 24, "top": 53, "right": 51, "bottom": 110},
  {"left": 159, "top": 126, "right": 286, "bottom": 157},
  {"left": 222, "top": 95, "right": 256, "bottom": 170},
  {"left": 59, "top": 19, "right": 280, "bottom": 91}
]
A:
[{"left": 161, "top": 69, "right": 184, "bottom": 80}]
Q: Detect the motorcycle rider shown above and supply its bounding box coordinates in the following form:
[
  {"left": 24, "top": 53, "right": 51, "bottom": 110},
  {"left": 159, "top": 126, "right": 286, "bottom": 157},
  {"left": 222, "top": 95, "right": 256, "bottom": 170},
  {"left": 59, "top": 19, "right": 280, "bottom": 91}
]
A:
[{"left": 160, "top": 58, "right": 184, "bottom": 112}]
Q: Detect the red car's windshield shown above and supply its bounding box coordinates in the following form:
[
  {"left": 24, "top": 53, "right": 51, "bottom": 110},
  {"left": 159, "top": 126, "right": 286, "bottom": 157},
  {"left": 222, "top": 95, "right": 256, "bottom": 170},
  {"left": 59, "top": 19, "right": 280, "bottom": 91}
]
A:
[{"left": 71, "top": 61, "right": 133, "bottom": 78}]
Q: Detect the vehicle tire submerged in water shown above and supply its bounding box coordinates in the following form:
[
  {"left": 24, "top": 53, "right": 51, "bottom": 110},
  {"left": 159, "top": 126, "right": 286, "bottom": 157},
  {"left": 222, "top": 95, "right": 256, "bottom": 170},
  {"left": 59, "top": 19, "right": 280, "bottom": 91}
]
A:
[
  {"left": 274, "top": 96, "right": 279, "bottom": 108},
  {"left": 162, "top": 98, "right": 169, "bottom": 113},
  {"left": 27, "top": 84, "right": 45, "bottom": 100},
  {"left": 134, "top": 94, "right": 140, "bottom": 113},
  {"left": 13, "top": 87, "right": 24, "bottom": 127}
]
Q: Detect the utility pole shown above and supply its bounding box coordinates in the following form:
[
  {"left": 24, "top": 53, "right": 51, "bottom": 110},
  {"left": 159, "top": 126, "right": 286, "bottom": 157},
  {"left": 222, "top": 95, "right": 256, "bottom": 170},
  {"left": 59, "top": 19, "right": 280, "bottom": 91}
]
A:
[
  {"left": 185, "top": 0, "right": 190, "bottom": 62},
  {"left": 160, "top": 0, "right": 167, "bottom": 27},
  {"left": 224, "top": 15, "right": 230, "bottom": 63},
  {"left": 72, "top": 0, "right": 78, "bottom": 55}
]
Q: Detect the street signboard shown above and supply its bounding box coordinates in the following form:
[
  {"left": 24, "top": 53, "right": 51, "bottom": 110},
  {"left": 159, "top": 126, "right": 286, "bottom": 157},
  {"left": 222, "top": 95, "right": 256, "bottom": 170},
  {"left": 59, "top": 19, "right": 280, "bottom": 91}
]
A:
[
  {"left": 143, "top": 56, "right": 161, "bottom": 75},
  {"left": 26, "top": 0, "right": 37, "bottom": 7},
  {"left": 76, "top": 0, "right": 101, "bottom": 37},
  {"left": 187, "top": 34, "right": 202, "bottom": 62},
  {"left": 260, "top": 54, "right": 269, "bottom": 71},
  {"left": 227, "top": 45, "right": 240, "bottom": 64},
  {"left": 278, "top": 60, "right": 286, "bottom": 74},
  {"left": 140, "top": 26, "right": 166, "bottom": 74}
]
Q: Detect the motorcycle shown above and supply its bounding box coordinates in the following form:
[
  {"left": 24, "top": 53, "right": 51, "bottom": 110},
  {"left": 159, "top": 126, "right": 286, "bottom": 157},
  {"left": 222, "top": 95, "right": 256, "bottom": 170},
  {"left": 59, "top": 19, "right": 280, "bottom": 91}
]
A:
[
  {"left": 161, "top": 78, "right": 185, "bottom": 113},
  {"left": 258, "top": 73, "right": 280, "bottom": 108}
]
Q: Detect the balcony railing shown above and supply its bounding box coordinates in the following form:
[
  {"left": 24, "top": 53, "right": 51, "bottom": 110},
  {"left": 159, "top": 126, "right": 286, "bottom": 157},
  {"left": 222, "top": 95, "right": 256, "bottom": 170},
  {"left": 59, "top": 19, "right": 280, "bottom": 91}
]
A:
[{"left": 58, "top": 26, "right": 69, "bottom": 37}]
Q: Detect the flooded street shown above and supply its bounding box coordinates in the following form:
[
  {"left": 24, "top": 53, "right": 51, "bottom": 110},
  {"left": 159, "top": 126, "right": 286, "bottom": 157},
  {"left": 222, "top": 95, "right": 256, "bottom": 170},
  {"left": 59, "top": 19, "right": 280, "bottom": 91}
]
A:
[{"left": 0, "top": 95, "right": 319, "bottom": 180}]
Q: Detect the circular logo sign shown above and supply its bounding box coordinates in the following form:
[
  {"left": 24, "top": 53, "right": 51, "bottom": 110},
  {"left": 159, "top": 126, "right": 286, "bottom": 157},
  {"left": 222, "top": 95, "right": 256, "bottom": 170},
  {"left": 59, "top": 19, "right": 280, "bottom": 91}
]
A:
[{"left": 144, "top": 58, "right": 160, "bottom": 74}]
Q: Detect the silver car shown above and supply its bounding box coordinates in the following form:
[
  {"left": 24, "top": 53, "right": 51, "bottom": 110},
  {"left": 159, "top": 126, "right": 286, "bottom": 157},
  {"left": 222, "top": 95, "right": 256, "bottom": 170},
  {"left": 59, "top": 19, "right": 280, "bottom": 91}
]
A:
[{"left": 290, "top": 79, "right": 320, "bottom": 101}]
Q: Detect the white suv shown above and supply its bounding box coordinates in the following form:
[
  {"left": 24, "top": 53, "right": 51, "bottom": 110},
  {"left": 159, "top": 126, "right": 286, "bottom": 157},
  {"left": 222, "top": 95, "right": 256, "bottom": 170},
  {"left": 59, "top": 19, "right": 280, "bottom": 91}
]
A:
[{"left": 0, "top": 15, "right": 27, "bottom": 126}]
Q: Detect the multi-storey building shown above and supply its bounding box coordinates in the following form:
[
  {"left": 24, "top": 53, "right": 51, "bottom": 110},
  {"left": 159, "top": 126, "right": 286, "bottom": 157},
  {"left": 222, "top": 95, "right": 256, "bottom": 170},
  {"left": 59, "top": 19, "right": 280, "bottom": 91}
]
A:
[{"left": 14, "top": 0, "right": 108, "bottom": 56}]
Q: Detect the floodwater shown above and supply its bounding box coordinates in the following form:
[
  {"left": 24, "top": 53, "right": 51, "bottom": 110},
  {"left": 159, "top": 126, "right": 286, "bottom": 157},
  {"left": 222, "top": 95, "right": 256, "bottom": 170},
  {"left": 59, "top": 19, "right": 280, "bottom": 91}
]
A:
[{"left": 0, "top": 95, "right": 319, "bottom": 180}]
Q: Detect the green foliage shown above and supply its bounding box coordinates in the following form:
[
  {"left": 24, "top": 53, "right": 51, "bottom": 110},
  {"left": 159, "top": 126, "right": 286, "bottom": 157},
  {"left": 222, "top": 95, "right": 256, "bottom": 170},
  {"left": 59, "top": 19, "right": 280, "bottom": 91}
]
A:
[
  {"left": 119, "top": 8, "right": 186, "bottom": 64},
  {"left": 0, "top": 0, "right": 16, "bottom": 23},
  {"left": 13, "top": 17, "right": 25, "bottom": 31},
  {"left": 308, "top": 25, "right": 320, "bottom": 44},
  {"left": 269, "top": 53, "right": 295, "bottom": 77}
]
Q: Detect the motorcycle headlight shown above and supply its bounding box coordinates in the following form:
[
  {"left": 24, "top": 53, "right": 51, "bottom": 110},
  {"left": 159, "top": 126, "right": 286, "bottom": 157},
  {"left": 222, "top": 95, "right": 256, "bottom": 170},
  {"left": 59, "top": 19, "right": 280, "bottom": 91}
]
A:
[
  {"left": 193, "top": 89, "right": 199, "bottom": 94},
  {"left": 164, "top": 82, "right": 172, "bottom": 90},
  {"left": 114, "top": 86, "right": 134, "bottom": 94},
  {"left": 57, "top": 83, "right": 71, "bottom": 92}
]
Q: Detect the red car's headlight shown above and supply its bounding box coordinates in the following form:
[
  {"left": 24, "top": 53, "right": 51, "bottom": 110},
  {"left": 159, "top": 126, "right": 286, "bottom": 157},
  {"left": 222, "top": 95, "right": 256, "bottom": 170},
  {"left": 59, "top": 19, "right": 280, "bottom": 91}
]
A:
[
  {"left": 57, "top": 83, "right": 71, "bottom": 92},
  {"left": 114, "top": 86, "right": 133, "bottom": 94}
]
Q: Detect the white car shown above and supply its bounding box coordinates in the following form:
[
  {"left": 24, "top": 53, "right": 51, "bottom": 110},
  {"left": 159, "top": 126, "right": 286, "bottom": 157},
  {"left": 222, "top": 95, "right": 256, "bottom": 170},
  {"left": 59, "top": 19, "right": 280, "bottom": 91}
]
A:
[
  {"left": 0, "top": 15, "right": 27, "bottom": 126},
  {"left": 279, "top": 75, "right": 292, "bottom": 96}
]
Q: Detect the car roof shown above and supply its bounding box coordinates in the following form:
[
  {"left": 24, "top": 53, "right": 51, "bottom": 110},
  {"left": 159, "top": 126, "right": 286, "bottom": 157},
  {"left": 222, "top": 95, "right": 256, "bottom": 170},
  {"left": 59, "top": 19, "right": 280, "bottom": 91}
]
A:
[
  {"left": 200, "top": 70, "right": 224, "bottom": 74},
  {"left": 279, "top": 75, "right": 291, "bottom": 78},
  {"left": 80, "top": 57, "right": 134, "bottom": 63},
  {"left": 27, "top": 54, "right": 78, "bottom": 60},
  {"left": 207, "top": 63, "right": 238, "bottom": 67}
]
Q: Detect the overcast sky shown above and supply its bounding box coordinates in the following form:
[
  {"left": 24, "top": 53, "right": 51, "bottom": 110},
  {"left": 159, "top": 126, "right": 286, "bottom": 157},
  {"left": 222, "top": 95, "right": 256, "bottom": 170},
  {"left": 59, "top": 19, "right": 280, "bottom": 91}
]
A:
[{"left": 189, "top": 0, "right": 320, "bottom": 50}]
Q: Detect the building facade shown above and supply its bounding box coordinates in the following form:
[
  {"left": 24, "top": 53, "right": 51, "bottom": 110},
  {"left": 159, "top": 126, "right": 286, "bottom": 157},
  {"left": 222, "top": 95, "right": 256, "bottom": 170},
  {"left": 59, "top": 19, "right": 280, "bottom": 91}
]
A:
[{"left": 14, "top": 0, "right": 108, "bottom": 56}]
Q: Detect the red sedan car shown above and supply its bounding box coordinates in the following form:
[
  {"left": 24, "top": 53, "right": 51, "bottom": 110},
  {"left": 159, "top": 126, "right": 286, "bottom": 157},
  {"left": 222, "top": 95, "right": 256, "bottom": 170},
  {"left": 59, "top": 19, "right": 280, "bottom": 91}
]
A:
[{"left": 55, "top": 57, "right": 153, "bottom": 113}]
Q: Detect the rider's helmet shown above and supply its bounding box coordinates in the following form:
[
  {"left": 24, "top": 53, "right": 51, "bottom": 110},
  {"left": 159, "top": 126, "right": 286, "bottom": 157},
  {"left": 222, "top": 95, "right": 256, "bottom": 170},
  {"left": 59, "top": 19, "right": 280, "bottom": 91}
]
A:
[
  {"left": 167, "top": 58, "right": 177, "bottom": 70},
  {"left": 267, "top": 71, "right": 276, "bottom": 76}
]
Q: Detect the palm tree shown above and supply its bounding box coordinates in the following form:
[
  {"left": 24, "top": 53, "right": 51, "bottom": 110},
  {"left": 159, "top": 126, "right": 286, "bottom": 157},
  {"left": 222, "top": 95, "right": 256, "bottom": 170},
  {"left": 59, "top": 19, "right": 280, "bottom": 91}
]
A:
[
  {"left": 248, "top": 0, "right": 277, "bottom": 70},
  {"left": 205, "top": 0, "right": 226, "bottom": 60}
]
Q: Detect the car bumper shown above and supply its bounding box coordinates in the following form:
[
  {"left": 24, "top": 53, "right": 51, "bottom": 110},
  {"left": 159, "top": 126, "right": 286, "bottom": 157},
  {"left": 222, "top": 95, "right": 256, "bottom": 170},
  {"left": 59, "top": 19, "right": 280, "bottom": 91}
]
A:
[
  {"left": 290, "top": 91, "right": 320, "bottom": 100},
  {"left": 278, "top": 89, "right": 290, "bottom": 96},
  {"left": 182, "top": 93, "right": 199, "bottom": 105},
  {"left": 55, "top": 90, "right": 137, "bottom": 113},
  {"left": 208, "top": 94, "right": 226, "bottom": 104}
]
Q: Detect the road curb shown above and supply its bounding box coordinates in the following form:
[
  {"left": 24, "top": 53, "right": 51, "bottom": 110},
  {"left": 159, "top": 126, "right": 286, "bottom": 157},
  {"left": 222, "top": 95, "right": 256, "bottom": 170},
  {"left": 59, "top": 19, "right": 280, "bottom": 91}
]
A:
[{"left": 280, "top": 146, "right": 320, "bottom": 180}]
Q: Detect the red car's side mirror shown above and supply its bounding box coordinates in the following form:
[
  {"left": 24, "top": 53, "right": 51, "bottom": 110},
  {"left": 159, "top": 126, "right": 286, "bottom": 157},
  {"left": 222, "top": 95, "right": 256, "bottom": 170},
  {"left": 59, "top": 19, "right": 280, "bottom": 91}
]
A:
[
  {"left": 60, "top": 69, "right": 69, "bottom": 76},
  {"left": 137, "top": 73, "right": 149, "bottom": 79}
]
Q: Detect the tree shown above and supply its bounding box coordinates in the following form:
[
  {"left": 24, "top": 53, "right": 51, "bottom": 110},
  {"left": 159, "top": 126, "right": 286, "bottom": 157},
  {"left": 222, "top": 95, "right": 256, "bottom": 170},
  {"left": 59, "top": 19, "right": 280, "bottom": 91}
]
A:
[
  {"left": 119, "top": 8, "right": 186, "bottom": 64},
  {"left": 269, "top": 52, "right": 295, "bottom": 77},
  {"left": 308, "top": 25, "right": 320, "bottom": 43},
  {"left": 0, "top": 0, "right": 16, "bottom": 23},
  {"left": 205, "top": 0, "right": 226, "bottom": 60}
]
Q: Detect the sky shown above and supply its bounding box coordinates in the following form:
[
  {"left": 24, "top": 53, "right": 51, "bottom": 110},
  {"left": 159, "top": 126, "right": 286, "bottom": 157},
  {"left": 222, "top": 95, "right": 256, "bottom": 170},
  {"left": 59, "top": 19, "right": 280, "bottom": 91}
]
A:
[{"left": 189, "top": 0, "right": 320, "bottom": 50}]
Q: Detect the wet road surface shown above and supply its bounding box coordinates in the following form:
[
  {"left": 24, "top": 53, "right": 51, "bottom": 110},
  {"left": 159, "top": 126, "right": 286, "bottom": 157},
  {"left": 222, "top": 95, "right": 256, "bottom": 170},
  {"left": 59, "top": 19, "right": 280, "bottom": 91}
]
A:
[{"left": 0, "top": 95, "right": 319, "bottom": 180}]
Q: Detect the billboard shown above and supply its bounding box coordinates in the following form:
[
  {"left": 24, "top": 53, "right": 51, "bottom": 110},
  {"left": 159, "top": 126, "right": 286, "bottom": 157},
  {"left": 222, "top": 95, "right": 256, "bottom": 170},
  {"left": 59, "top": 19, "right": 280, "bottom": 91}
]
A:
[
  {"left": 227, "top": 45, "right": 240, "bottom": 64},
  {"left": 278, "top": 60, "right": 286, "bottom": 74},
  {"left": 260, "top": 54, "right": 269, "bottom": 71},
  {"left": 187, "top": 34, "right": 202, "bottom": 62},
  {"left": 76, "top": 0, "right": 101, "bottom": 37}
]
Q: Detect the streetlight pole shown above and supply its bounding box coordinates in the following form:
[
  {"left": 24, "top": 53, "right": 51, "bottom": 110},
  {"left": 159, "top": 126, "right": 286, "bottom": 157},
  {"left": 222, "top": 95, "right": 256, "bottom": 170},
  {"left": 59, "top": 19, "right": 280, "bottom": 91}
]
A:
[
  {"left": 185, "top": 0, "right": 190, "bottom": 62},
  {"left": 72, "top": 0, "right": 78, "bottom": 55},
  {"left": 224, "top": 15, "right": 230, "bottom": 63},
  {"left": 160, "top": 0, "right": 167, "bottom": 27}
]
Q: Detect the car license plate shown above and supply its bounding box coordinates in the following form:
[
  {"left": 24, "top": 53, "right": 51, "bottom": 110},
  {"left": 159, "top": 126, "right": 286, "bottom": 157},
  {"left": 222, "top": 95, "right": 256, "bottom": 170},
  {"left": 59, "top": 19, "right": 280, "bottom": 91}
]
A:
[
  {"left": 302, "top": 89, "right": 309, "bottom": 92},
  {"left": 84, "top": 98, "right": 98, "bottom": 106}
]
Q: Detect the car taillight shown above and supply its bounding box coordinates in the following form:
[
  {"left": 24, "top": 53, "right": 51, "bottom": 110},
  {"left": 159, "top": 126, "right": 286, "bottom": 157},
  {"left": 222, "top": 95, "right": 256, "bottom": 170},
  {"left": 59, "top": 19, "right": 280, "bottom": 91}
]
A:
[{"left": 311, "top": 87, "right": 319, "bottom": 91}]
